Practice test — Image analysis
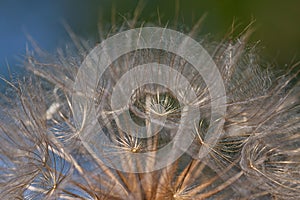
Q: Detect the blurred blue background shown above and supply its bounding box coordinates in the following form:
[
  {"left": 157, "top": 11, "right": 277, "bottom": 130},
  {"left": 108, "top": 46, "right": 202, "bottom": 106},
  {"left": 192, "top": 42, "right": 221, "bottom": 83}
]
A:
[{"left": 1, "top": 0, "right": 300, "bottom": 80}]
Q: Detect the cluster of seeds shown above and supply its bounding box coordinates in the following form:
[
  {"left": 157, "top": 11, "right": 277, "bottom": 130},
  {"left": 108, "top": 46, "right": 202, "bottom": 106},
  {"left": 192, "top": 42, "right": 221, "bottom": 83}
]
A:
[{"left": 0, "top": 13, "right": 299, "bottom": 200}]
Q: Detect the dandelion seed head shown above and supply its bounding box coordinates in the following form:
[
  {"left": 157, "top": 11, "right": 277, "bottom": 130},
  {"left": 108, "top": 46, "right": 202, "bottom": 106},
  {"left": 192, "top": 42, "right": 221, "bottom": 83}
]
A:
[{"left": 0, "top": 3, "right": 299, "bottom": 199}]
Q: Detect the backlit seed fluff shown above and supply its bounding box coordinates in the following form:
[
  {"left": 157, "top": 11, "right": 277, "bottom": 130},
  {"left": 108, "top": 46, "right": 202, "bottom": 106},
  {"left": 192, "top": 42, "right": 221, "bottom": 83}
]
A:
[{"left": 0, "top": 8, "right": 299, "bottom": 200}]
